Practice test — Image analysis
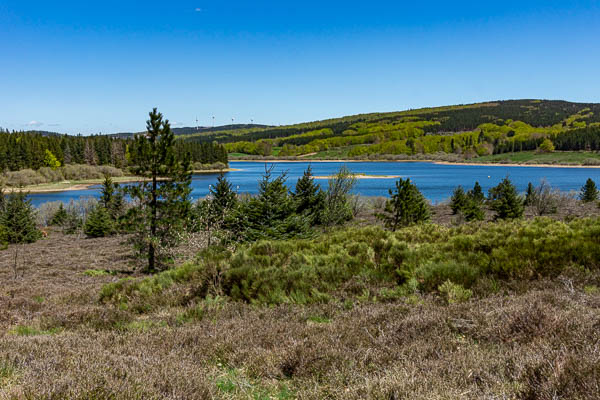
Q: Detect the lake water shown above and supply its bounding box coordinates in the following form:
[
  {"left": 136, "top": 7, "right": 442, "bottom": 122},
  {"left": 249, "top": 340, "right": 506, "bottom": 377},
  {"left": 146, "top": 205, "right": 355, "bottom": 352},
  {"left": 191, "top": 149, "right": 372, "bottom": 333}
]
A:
[{"left": 28, "top": 161, "right": 600, "bottom": 207}]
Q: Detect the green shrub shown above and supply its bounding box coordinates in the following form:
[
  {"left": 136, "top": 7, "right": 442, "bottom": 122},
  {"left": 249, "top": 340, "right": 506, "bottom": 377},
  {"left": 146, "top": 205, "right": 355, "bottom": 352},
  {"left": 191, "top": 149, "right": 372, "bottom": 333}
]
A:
[
  {"left": 101, "top": 218, "right": 600, "bottom": 310},
  {"left": 438, "top": 280, "right": 472, "bottom": 304}
]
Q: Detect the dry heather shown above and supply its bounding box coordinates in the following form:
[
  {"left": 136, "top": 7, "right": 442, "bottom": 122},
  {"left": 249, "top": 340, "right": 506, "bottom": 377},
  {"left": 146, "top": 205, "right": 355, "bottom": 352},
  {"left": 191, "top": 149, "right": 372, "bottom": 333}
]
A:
[{"left": 1, "top": 232, "right": 600, "bottom": 399}]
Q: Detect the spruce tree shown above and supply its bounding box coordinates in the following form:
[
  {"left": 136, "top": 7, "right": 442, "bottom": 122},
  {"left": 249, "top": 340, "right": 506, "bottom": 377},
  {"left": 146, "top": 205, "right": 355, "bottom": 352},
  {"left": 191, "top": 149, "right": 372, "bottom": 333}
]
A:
[
  {"left": 100, "top": 175, "right": 125, "bottom": 220},
  {"left": 377, "top": 178, "right": 430, "bottom": 231},
  {"left": 49, "top": 203, "right": 68, "bottom": 226},
  {"left": 524, "top": 182, "right": 535, "bottom": 206},
  {"left": 125, "top": 108, "right": 192, "bottom": 272},
  {"left": 242, "top": 165, "right": 310, "bottom": 241},
  {"left": 450, "top": 186, "right": 467, "bottom": 215},
  {"left": 210, "top": 173, "right": 237, "bottom": 216},
  {"left": 462, "top": 198, "right": 485, "bottom": 221},
  {"left": 292, "top": 165, "right": 325, "bottom": 224},
  {"left": 0, "top": 191, "right": 41, "bottom": 244},
  {"left": 580, "top": 178, "right": 598, "bottom": 203},
  {"left": 83, "top": 206, "right": 115, "bottom": 238},
  {"left": 468, "top": 181, "right": 485, "bottom": 203},
  {"left": 0, "top": 191, "right": 42, "bottom": 278},
  {"left": 488, "top": 176, "right": 524, "bottom": 219}
]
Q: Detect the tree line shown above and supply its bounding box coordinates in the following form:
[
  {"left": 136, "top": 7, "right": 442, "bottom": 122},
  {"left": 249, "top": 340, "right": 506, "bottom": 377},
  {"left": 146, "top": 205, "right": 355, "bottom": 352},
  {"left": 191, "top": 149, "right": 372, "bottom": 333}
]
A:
[{"left": 0, "top": 128, "right": 228, "bottom": 172}]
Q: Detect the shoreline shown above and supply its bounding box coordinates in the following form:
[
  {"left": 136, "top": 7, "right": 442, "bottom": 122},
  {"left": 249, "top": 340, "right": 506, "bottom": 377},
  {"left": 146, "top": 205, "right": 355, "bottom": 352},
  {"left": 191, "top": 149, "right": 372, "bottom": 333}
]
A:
[
  {"left": 231, "top": 158, "right": 600, "bottom": 168},
  {"left": 314, "top": 174, "right": 402, "bottom": 180},
  {"left": 5, "top": 168, "right": 239, "bottom": 194}
]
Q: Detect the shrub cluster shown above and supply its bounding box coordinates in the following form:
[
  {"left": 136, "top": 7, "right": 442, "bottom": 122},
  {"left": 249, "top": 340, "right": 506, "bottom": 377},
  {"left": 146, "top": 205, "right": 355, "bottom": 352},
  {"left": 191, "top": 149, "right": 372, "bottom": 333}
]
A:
[
  {"left": 1, "top": 164, "right": 124, "bottom": 187},
  {"left": 101, "top": 216, "right": 600, "bottom": 309}
]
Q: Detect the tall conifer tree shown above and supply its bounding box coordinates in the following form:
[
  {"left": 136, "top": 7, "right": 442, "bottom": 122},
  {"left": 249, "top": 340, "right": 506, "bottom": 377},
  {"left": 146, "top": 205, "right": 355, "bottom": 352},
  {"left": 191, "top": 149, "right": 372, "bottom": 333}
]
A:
[{"left": 125, "top": 108, "right": 192, "bottom": 272}]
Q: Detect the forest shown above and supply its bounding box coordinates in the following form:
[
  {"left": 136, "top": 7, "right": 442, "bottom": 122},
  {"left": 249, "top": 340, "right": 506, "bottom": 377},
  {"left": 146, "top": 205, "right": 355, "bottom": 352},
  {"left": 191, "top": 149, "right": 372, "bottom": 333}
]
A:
[
  {"left": 0, "top": 129, "right": 228, "bottom": 172},
  {"left": 179, "top": 100, "right": 600, "bottom": 159}
]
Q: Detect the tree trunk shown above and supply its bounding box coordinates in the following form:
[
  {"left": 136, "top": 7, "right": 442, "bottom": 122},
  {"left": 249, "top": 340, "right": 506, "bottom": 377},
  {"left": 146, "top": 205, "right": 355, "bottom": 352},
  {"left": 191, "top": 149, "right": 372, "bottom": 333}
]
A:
[
  {"left": 13, "top": 246, "right": 18, "bottom": 280},
  {"left": 149, "top": 172, "right": 157, "bottom": 272}
]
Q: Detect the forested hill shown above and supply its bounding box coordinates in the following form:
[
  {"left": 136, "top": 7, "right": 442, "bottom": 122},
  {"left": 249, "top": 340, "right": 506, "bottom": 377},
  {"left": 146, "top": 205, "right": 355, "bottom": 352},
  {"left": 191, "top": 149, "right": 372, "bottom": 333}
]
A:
[
  {"left": 177, "top": 100, "right": 600, "bottom": 158},
  {"left": 110, "top": 124, "right": 272, "bottom": 139}
]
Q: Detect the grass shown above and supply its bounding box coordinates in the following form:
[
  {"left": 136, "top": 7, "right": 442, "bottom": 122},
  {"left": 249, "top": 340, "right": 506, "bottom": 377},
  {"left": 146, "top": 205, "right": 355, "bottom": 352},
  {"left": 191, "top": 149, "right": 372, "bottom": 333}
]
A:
[
  {"left": 469, "top": 150, "right": 600, "bottom": 165},
  {"left": 9, "top": 325, "right": 62, "bottom": 336},
  {"left": 231, "top": 148, "right": 600, "bottom": 166}
]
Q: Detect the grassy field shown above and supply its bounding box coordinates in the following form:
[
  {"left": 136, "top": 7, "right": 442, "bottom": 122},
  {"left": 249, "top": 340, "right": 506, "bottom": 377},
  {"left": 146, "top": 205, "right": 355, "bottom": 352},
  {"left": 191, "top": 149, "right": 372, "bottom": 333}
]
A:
[
  {"left": 469, "top": 151, "right": 600, "bottom": 165},
  {"left": 228, "top": 150, "right": 600, "bottom": 165},
  {"left": 2, "top": 203, "right": 600, "bottom": 398}
]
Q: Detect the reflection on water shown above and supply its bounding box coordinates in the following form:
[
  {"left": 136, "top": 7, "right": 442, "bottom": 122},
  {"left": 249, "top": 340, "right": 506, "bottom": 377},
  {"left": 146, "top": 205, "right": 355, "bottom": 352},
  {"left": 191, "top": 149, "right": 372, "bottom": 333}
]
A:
[{"left": 28, "top": 161, "right": 600, "bottom": 207}]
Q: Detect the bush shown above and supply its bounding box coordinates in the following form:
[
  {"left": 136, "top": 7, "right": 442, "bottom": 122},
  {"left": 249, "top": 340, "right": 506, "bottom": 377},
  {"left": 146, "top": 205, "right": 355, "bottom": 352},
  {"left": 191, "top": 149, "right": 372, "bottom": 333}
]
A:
[
  {"left": 529, "top": 179, "right": 574, "bottom": 216},
  {"left": 438, "top": 280, "right": 472, "bottom": 304},
  {"left": 322, "top": 166, "right": 356, "bottom": 226},
  {"left": 2, "top": 169, "right": 46, "bottom": 186},
  {"left": 101, "top": 217, "right": 600, "bottom": 310}
]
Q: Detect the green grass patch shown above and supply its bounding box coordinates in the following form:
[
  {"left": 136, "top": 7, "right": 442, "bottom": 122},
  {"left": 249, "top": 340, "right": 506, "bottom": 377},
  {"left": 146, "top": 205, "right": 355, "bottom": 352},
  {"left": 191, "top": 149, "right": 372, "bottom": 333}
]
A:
[
  {"left": 9, "top": 325, "right": 62, "bottom": 336},
  {"left": 84, "top": 269, "right": 118, "bottom": 277},
  {"left": 472, "top": 151, "right": 600, "bottom": 165},
  {"left": 0, "top": 361, "right": 20, "bottom": 389},
  {"left": 307, "top": 315, "right": 331, "bottom": 324},
  {"left": 215, "top": 367, "right": 295, "bottom": 399}
]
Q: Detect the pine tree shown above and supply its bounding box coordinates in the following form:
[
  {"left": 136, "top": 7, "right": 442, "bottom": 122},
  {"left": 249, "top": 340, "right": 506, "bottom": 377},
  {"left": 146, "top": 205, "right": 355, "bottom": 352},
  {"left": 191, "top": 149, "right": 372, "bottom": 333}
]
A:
[
  {"left": 84, "top": 206, "right": 115, "bottom": 238},
  {"left": 210, "top": 173, "right": 237, "bottom": 215},
  {"left": 100, "top": 175, "right": 125, "bottom": 221},
  {"left": 524, "top": 182, "right": 536, "bottom": 206},
  {"left": 450, "top": 186, "right": 467, "bottom": 215},
  {"left": 49, "top": 203, "right": 68, "bottom": 226},
  {"left": 292, "top": 165, "right": 325, "bottom": 224},
  {"left": 488, "top": 176, "right": 524, "bottom": 219},
  {"left": 0, "top": 191, "right": 42, "bottom": 278},
  {"left": 377, "top": 178, "right": 430, "bottom": 231},
  {"left": 125, "top": 108, "right": 192, "bottom": 272},
  {"left": 580, "top": 178, "right": 598, "bottom": 203},
  {"left": 241, "top": 165, "right": 310, "bottom": 241},
  {"left": 462, "top": 198, "right": 485, "bottom": 221},
  {"left": 468, "top": 181, "right": 485, "bottom": 203},
  {"left": 0, "top": 191, "right": 42, "bottom": 244}
]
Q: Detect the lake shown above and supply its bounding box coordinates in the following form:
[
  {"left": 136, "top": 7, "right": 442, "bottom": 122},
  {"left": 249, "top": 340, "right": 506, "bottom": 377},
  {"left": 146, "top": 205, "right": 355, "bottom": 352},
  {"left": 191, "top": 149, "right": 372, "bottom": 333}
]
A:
[{"left": 28, "top": 161, "right": 600, "bottom": 207}]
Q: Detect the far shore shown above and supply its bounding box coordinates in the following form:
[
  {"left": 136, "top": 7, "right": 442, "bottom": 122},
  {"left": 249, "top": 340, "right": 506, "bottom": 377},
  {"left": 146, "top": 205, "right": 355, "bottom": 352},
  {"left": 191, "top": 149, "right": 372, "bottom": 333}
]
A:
[
  {"left": 231, "top": 158, "right": 600, "bottom": 168},
  {"left": 314, "top": 174, "right": 402, "bottom": 180},
  {"left": 5, "top": 168, "right": 239, "bottom": 194}
]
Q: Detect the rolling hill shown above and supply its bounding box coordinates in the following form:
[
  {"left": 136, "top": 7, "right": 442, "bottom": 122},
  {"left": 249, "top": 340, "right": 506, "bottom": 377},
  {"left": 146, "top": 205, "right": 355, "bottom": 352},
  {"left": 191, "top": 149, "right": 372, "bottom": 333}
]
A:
[{"left": 177, "top": 100, "right": 600, "bottom": 161}]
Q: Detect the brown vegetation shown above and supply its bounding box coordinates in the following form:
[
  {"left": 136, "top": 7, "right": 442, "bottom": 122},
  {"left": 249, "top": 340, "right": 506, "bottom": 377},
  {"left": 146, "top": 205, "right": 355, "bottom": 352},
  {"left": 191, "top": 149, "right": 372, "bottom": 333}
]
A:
[{"left": 1, "top": 229, "right": 599, "bottom": 399}]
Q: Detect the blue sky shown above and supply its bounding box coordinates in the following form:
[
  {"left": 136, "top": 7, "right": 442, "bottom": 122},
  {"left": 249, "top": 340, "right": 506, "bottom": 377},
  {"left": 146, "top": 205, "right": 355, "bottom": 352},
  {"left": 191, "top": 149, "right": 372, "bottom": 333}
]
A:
[{"left": 1, "top": 1, "right": 599, "bottom": 134}]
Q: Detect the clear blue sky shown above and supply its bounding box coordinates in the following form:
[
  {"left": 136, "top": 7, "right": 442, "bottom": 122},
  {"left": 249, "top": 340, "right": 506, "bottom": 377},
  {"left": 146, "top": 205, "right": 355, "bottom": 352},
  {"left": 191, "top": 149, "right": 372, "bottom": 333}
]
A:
[{"left": 1, "top": 0, "right": 600, "bottom": 134}]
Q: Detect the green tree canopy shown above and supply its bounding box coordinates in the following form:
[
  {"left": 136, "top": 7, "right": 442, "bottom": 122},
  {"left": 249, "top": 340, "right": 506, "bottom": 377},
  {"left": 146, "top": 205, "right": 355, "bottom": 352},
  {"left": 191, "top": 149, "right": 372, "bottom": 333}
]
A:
[{"left": 377, "top": 178, "right": 430, "bottom": 231}]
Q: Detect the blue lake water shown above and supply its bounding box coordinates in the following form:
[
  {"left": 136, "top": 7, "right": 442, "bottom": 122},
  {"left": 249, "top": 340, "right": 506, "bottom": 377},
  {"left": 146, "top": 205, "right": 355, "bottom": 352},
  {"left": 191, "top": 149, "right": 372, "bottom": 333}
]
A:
[{"left": 28, "top": 161, "right": 600, "bottom": 207}]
